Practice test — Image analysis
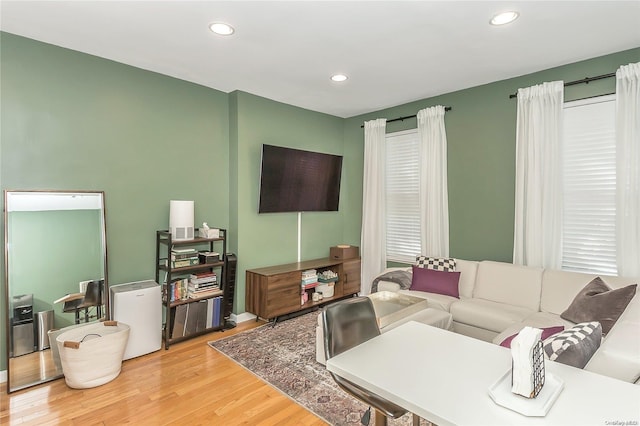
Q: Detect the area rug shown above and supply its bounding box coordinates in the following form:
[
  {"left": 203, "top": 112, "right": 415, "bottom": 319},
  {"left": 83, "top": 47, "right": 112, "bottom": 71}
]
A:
[{"left": 209, "top": 311, "right": 421, "bottom": 425}]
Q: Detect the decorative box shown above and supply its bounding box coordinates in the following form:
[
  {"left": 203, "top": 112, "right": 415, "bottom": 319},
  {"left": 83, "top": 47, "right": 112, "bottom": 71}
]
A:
[
  {"left": 198, "top": 251, "right": 220, "bottom": 264},
  {"left": 330, "top": 245, "right": 359, "bottom": 260}
]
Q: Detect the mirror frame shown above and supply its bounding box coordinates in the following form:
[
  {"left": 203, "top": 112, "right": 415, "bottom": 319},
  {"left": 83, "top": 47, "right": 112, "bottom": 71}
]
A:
[{"left": 4, "top": 189, "right": 109, "bottom": 392}]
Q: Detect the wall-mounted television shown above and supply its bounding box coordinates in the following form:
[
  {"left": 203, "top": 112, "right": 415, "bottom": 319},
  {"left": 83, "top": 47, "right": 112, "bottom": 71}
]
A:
[{"left": 258, "top": 144, "right": 343, "bottom": 213}]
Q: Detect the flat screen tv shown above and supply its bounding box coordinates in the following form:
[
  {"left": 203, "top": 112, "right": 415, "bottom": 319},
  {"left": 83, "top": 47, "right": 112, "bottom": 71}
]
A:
[{"left": 258, "top": 144, "right": 343, "bottom": 213}]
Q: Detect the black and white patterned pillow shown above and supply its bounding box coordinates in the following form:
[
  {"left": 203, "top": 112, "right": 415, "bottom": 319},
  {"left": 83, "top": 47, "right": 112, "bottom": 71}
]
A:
[
  {"left": 543, "top": 321, "right": 602, "bottom": 369},
  {"left": 415, "top": 256, "right": 456, "bottom": 271}
]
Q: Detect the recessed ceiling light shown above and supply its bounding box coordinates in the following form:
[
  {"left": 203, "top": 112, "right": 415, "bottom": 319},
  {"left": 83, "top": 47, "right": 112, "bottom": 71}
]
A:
[
  {"left": 490, "top": 11, "right": 519, "bottom": 26},
  {"left": 209, "top": 22, "right": 235, "bottom": 36},
  {"left": 331, "top": 74, "right": 348, "bottom": 82}
]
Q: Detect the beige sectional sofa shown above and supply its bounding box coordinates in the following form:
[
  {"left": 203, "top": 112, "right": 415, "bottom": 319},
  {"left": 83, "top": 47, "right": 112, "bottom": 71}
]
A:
[{"left": 374, "top": 259, "right": 640, "bottom": 384}]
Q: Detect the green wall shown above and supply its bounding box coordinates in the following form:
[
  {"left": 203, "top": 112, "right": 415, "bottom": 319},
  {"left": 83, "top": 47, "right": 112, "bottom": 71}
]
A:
[
  {"left": 1, "top": 32, "right": 230, "bottom": 370},
  {"left": 344, "top": 47, "right": 639, "bottom": 264},
  {"left": 0, "top": 30, "right": 637, "bottom": 373},
  {"left": 230, "top": 91, "right": 347, "bottom": 313}
]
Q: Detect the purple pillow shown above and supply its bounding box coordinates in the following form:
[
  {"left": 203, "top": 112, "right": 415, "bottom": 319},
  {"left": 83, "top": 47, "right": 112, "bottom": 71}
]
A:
[
  {"left": 499, "top": 326, "right": 565, "bottom": 348},
  {"left": 410, "top": 265, "right": 460, "bottom": 298}
]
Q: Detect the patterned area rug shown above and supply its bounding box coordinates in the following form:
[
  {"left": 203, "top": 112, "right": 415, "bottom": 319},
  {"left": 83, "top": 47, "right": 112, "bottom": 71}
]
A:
[{"left": 209, "top": 311, "right": 421, "bottom": 425}]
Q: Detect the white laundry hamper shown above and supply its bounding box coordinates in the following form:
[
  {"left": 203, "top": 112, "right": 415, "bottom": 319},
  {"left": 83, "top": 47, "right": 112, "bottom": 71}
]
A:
[{"left": 56, "top": 320, "right": 130, "bottom": 389}]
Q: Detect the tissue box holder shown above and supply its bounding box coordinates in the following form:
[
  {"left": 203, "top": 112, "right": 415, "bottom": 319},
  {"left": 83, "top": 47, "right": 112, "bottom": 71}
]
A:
[
  {"left": 199, "top": 228, "right": 220, "bottom": 239},
  {"left": 512, "top": 340, "right": 545, "bottom": 398}
]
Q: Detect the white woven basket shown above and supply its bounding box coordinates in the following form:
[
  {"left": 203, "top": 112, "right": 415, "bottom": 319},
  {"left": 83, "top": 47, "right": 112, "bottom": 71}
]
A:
[{"left": 56, "top": 321, "right": 130, "bottom": 389}]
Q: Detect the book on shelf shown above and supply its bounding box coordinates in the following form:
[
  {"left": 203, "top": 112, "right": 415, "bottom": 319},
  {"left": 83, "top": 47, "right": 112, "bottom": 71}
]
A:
[
  {"left": 301, "top": 282, "right": 318, "bottom": 289},
  {"left": 165, "top": 257, "right": 200, "bottom": 268},
  {"left": 301, "top": 269, "right": 317, "bottom": 278},
  {"left": 189, "top": 283, "right": 220, "bottom": 291},
  {"left": 171, "top": 305, "right": 188, "bottom": 338},
  {"left": 188, "top": 288, "right": 219, "bottom": 297},
  {"left": 206, "top": 298, "right": 214, "bottom": 328},
  {"left": 171, "top": 295, "right": 224, "bottom": 337},
  {"left": 214, "top": 296, "right": 222, "bottom": 328},
  {"left": 190, "top": 273, "right": 217, "bottom": 280},
  {"left": 164, "top": 279, "right": 189, "bottom": 302},
  {"left": 184, "top": 303, "right": 199, "bottom": 336},
  {"left": 171, "top": 249, "right": 198, "bottom": 260},
  {"left": 188, "top": 281, "right": 219, "bottom": 290},
  {"left": 195, "top": 300, "right": 208, "bottom": 333},
  {"left": 188, "top": 289, "right": 221, "bottom": 299},
  {"left": 190, "top": 271, "right": 216, "bottom": 279},
  {"left": 190, "top": 272, "right": 217, "bottom": 285},
  {"left": 172, "top": 248, "right": 197, "bottom": 254},
  {"left": 189, "top": 287, "right": 220, "bottom": 295}
]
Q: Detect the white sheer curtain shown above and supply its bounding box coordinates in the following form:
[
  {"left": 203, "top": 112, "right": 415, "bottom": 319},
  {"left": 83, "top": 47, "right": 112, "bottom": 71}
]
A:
[
  {"left": 361, "top": 118, "right": 387, "bottom": 294},
  {"left": 513, "top": 81, "right": 564, "bottom": 269},
  {"left": 417, "top": 106, "right": 449, "bottom": 257},
  {"left": 615, "top": 62, "right": 640, "bottom": 277}
]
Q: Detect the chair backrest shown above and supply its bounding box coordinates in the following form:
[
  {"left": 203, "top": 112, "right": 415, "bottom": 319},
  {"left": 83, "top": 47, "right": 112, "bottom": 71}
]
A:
[
  {"left": 322, "top": 297, "right": 380, "bottom": 360},
  {"left": 82, "top": 280, "right": 104, "bottom": 306}
]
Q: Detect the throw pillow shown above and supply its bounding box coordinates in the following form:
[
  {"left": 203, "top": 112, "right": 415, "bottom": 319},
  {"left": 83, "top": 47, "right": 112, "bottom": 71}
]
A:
[
  {"left": 499, "top": 326, "right": 564, "bottom": 349},
  {"left": 410, "top": 265, "right": 460, "bottom": 298},
  {"left": 543, "top": 321, "right": 602, "bottom": 369},
  {"left": 415, "top": 255, "right": 456, "bottom": 271},
  {"left": 560, "top": 277, "right": 637, "bottom": 335}
]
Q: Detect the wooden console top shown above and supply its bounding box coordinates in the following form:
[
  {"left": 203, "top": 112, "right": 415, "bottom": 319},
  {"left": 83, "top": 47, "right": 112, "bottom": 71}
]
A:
[{"left": 246, "top": 257, "right": 358, "bottom": 276}]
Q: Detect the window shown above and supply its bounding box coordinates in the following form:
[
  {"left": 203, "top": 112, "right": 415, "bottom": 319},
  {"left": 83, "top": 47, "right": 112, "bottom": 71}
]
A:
[
  {"left": 385, "top": 129, "right": 421, "bottom": 263},
  {"left": 562, "top": 95, "right": 617, "bottom": 275}
]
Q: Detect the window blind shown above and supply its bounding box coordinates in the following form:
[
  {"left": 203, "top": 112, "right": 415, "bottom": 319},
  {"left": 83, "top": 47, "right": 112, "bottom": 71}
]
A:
[
  {"left": 562, "top": 95, "right": 617, "bottom": 275},
  {"left": 386, "top": 129, "right": 421, "bottom": 263}
]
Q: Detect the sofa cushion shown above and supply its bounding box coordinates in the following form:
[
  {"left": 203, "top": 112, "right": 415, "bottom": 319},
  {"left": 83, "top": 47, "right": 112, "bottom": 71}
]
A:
[
  {"left": 473, "top": 261, "right": 543, "bottom": 311},
  {"left": 540, "top": 269, "right": 637, "bottom": 316},
  {"left": 560, "top": 277, "right": 637, "bottom": 334},
  {"left": 450, "top": 299, "right": 534, "bottom": 333},
  {"left": 520, "top": 311, "right": 577, "bottom": 329},
  {"left": 543, "top": 322, "right": 602, "bottom": 369},
  {"left": 492, "top": 312, "right": 576, "bottom": 346},
  {"left": 585, "top": 320, "right": 640, "bottom": 383},
  {"left": 410, "top": 265, "right": 460, "bottom": 298},
  {"left": 398, "top": 289, "right": 457, "bottom": 312},
  {"left": 499, "top": 325, "right": 564, "bottom": 348},
  {"left": 416, "top": 255, "right": 456, "bottom": 271},
  {"left": 453, "top": 259, "right": 478, "bottom": 300}
]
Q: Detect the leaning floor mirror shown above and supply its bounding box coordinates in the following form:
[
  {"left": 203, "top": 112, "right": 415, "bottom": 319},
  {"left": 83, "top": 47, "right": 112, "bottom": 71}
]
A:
[{"left": 4, "top": 190, "right": 108, "bottom": 392}]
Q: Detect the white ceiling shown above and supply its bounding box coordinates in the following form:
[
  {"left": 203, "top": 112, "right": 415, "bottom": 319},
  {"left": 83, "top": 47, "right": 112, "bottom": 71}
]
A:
[{"left": 1, "top": 1, "right": 639, "bottom": 118}]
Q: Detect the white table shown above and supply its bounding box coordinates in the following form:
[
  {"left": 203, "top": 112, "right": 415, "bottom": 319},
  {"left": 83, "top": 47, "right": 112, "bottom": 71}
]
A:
[{"left": 326, "top": 321, "right": 640, "bottom": 425}]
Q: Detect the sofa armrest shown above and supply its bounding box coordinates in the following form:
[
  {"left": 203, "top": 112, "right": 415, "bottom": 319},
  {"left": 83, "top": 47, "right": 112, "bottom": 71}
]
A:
[
  {"left": 584, "top": 294, "right": 640, "bottom": 383},
  {"left": 378, "top": 281, "right": 401, "bottom": 292},
  {"left": 370, "top": 266, "right": 411, "bottom": 294}
]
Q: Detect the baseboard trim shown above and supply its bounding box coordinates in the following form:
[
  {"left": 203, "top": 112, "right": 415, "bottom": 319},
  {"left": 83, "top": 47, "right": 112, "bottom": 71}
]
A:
[
  {"left": 232, "top": 312, "right": 256, "bottom": 323},
  {"left": 0, "top": 369, "right": 7, "bottom": 384}
]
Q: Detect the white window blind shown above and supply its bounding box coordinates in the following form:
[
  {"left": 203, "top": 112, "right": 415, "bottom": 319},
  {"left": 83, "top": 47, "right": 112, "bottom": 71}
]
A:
[
  {"left": 385, "top": 129, "right": 421, "bottom": 263},
  {"left": 562, "top": 95, "right": 617, "bottom": 275}
]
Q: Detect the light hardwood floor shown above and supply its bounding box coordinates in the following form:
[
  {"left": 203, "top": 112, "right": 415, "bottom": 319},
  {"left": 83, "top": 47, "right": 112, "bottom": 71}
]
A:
[{"left": 1, "top": 320, "right": 328, "bottom": 425}]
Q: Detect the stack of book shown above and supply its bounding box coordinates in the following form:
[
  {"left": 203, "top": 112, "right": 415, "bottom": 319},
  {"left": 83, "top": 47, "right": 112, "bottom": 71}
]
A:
[
  {"left": 171, "top": 295, "right": 223, "bottom": 338},
  {"left": 164, "top": 278, "right": 188, "bottom": 303},
  {"left": 188, "top": 271, "right": 220, "bottom": 299},
  {"left": 301, "top": 269, "right": 318, "bottom": 290},
  {"left": 169, "top": 248, "right": 199, "bottom": 268}
]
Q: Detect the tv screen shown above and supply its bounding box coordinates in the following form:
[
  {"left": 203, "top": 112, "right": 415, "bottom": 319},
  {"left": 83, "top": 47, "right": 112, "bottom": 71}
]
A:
[{"left": 259, "top": 144, "right": 343, "bottom": 213}]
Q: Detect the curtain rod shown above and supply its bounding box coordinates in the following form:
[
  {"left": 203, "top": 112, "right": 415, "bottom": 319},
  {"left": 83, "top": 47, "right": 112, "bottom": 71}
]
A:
[
  {"left": 508, "top": 72, "right": 616, "bottom": 99},
  {"left": 360, "top": 106, "right": 452, "bottom": 128}
]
